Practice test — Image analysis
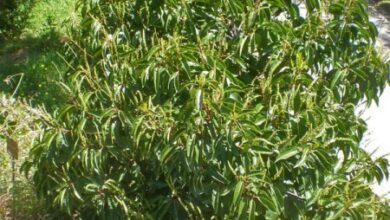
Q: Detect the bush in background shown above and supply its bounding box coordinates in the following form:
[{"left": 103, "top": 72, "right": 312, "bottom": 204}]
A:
[
  {"left": 25, "top": 0, "right": 390, "bottom": 219},
  {"left": 0, "top": 0, "right": 34, "bottom": 40}
]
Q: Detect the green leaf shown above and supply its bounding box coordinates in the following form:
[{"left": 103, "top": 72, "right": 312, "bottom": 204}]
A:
[
  {"left": 232, "top": 181, "right": 243, "bottom": 208},
  {"left": 195, "top": 89, "right": 203, "bottom": 111},
  {"left": 276, "top": 147, "right": 300, "bottom": 163}
]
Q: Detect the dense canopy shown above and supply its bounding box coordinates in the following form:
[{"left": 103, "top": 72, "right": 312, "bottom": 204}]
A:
[{"left": 23, "top": 0, "right": 390, "bottom": 219}]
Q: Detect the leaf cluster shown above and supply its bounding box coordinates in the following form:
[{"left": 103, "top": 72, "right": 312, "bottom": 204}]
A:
[{"left": 25, "top": 0, "right": 390, "bottom": 219}]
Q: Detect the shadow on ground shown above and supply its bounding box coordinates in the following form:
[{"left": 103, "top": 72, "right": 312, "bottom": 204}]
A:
[{"left": 0, "top": 30, "right": 68, "bottom": 109}]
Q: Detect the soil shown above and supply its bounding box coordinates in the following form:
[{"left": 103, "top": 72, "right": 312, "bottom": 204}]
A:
[
  {"left": 0, "top": 47, "right": 29, "bottom": 64},
  {"left": 370, "top": 1, "right": 390, "bottom": 48}
]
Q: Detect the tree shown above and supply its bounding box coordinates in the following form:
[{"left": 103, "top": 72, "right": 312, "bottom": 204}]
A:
[{"left": 24, "top": 0, "right": 390, "bottom": 219}]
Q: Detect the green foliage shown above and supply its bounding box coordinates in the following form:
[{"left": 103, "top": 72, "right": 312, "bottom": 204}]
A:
[
  {"left": 0, "top": 0, "right": 34, "bottom": 40},
  {"left": 0, "top": 47, "right": 67, "bottom": 109},
  {"left": 25, "top": 0, "right": 390, "bottom": 219},
  {"left": 24, "top": 0, "right": 78, "bottom": 38}
]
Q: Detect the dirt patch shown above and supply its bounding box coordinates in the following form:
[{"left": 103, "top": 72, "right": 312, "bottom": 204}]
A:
[
  {"left": 369, "top": 1, "right": 390, "bottom": 50},
  {"left": 373, "top": 1, "right": 390, "bottom": 18},
  {"left": 0, "top": 47, "right": 29, "bottom": 64}
]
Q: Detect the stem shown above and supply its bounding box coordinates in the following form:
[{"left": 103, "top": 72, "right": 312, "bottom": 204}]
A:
[
  {"left": 11, "top": 158, "right": 16, "bottom": 220},
  {"left": 11, "top": 73, "right": 24, "bottom": 98}
]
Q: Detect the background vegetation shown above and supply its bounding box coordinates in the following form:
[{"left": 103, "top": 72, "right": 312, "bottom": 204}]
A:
[
  {"left": 0, "top": 95, "right": 48, "bottom": 219},
  {"left": 0, "top": 0, "right": 76, "bottom": 108},
  {"left": 0, "top": 0, "right": 389, "bottom": 219},
  {"left": 0, "top": 0, "right": 34, "bottom": 40},
  {"left": 0, "top": 0, "right": 76, "bottom": 218}
]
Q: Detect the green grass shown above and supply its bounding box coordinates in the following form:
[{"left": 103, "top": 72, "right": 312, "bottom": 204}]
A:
[
  {"left": 25, "top": 0, "right": 78, "bottom": 37},
  {"left": 0, "top": 48, "right": 66, "bottom": 108},
  {"left": 0, "top": 0, "right": 77, "bottom": 109}
]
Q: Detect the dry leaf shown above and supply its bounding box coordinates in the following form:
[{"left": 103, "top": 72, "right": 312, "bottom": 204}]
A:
[{"left": 6, "top": 137, "right": 18, "bottom": 160}]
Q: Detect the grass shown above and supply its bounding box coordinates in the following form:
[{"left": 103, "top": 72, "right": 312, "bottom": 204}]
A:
[
  {"left": 0, "top": 0, "right": 77, "bottom": 109},
  {"left": 0, "top": 40, "right": 67, "bottom": 109},
  {"left": 25, "top": 0, "right": 78, "bottom": 37}
]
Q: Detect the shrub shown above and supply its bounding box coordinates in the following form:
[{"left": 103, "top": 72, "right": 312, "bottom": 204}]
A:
[
  {"left": 25, "top": 0, "right": 390, "bottom": 219},
  {"left": 0, "top": 0, "right": 34, "bottom": 40}
]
